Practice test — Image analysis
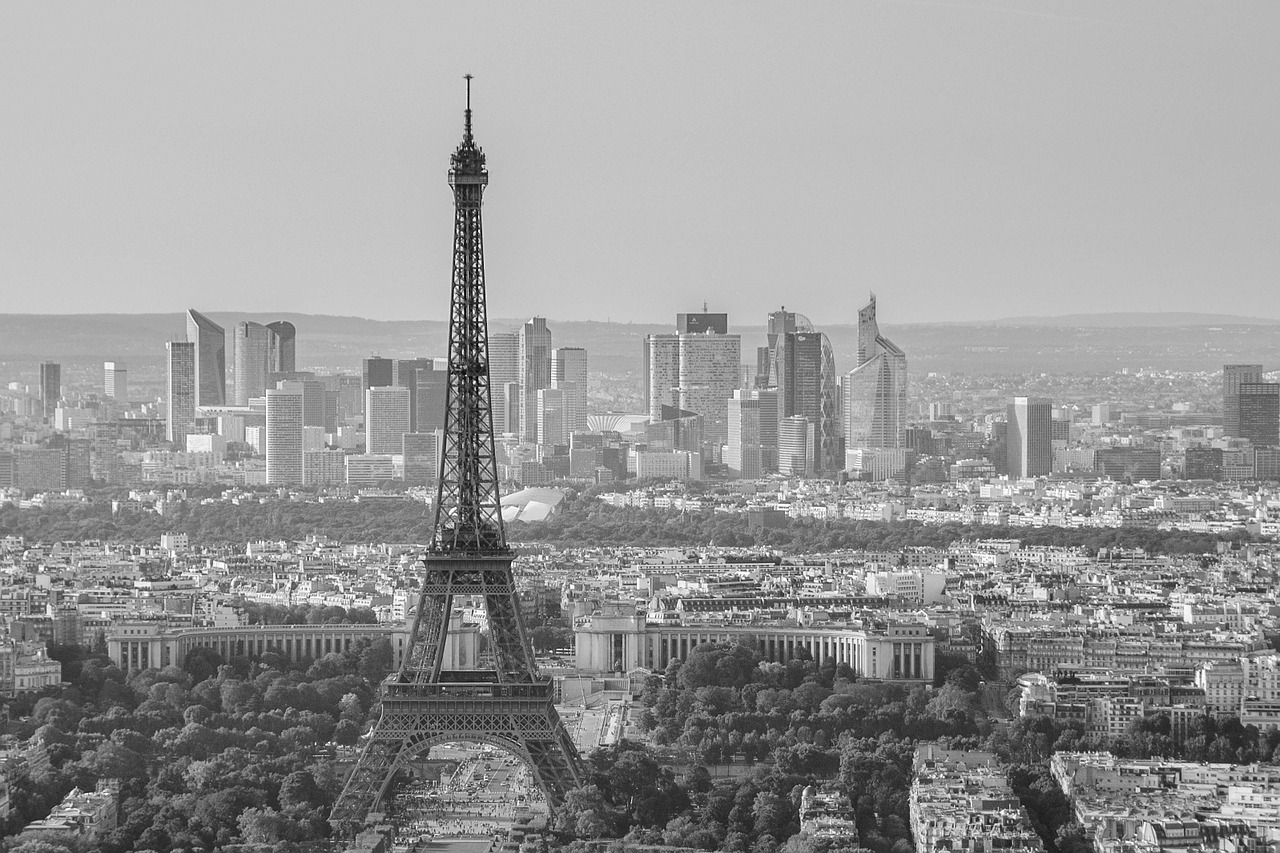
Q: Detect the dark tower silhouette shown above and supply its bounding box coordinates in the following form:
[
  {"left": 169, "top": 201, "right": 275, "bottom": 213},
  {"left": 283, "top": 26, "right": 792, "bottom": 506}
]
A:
[{"left": 330, "top": 78, "right": 583, "bottom": 837}]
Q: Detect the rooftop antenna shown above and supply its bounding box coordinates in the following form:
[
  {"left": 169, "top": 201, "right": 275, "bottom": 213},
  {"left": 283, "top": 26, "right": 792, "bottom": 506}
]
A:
[
  {"left": 463, "top": 73, "right": 474, "bottom": 143},
  {"left": 703, "top": 301, "right": 708, "bottom": 312}
]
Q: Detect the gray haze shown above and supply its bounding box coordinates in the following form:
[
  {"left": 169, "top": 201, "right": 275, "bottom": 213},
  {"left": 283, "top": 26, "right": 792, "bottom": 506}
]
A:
[{"left": 2, "top": 2, "right": 1278, "bottom": 325}]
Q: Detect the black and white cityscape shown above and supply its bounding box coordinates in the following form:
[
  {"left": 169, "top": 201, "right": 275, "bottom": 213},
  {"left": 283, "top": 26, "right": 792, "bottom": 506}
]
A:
[{"left": 3, "top": 5, "right": 1280, "bottom": 853}]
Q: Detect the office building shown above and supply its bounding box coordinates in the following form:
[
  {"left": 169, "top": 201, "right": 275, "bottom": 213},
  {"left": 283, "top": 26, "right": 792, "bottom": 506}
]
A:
[
  {"left": 39, "top": 362, "right": 60, "bottom": 420},
  {"left": 346, "top": 454, "right": 395, "bottom": 486},
  {"left": 360, "top": 356, "right": 395, "bottom": 416},
  {"left": 676, "top": 312, "right": 728, "bottom": 335},
  {"left": 414, "top": 365, "right": 448, "bottom": 434},
  {"left": 265, "top": 387, "right": 304, "bottom": 485},
  {"left": 645, "top": 313, "right": 741, "bottom": 453},
  {"left": 166, "top": 342, "right": 196, "bottom": 445},
  {"left": 536, "top": 388, "right": 568, "bottom": 446},
  {"left": 265, "top": 320, "right": 296, "bottom": 374},
  {"left": 303, "top": 449, "right": 345, "bottom": 485},
  {"left": 233, "top": 321, "right": 271, "bottom": 406},
  {"left": 928, "top": 402, "right": 954, "bottom": 422},
  {"left": 552, "top": 347, "right": 588, "bottom": 434},
  {"left": 186, "top": 309, "right": 226, "bottom": 407},
  {"left": 779, "top": 415, "right": 815, "bottom": 477},
  {"left": 489, "top": 330, "right": 520, "bottom": 435},
  {"left": 1238, "top": 382, "right": 1280, "bottom": 447},
  {"left": 843, "top": 295, "right": 907, "bottom": 455},
  {"left": 394, "top": 358, "right": 430, "bottom": 432},
  {"left": 403, "top": 432, "right": 441, "bottom": 485},
  {"left": 645, "top": 405, "right": 703, "bottom": 455},
  {"left": 518, "top": 317, "right": 553, "bottom": 443},
  {"left": 1007, "top": 397, "right": 1052, "bottom": 478},
  {"left": 1094, "top": 447, "right": 1162, "bottom": 482},
  {"left": 1223, "top": 364, "right": 1264, "bottom": 437},
  {"left": 634, "top": 450, "right": 702, "bottom": 481},
  {"left": 760, "top": 308, "right": 842, "bottom": 473},
  {"left": 103, "top": 362, "right": 127, "bottom": 402},
  {"left": 365, "top": 386, "right": 412, "bottom": 455},
  {"left": 725, "top": 389, "right": 778, "bottom": 478}
]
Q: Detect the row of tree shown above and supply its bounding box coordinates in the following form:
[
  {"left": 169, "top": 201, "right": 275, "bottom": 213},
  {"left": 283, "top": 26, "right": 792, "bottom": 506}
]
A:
[{"left": 0, "top": 496, "right": 1255, "bottom": 554}]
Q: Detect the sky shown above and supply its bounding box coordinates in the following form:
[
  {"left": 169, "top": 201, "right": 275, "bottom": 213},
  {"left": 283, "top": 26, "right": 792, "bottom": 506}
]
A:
[{"left": 2, "top": 2, "right": 1278, "bottom": 326}]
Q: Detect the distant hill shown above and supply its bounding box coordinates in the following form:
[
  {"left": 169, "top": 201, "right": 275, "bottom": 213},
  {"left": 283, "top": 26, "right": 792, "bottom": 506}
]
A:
[
  {"left": 988, "top": 312, "right": 1280, "bottom": 328},
  {"left": 4, "top": 311, "right": 1280, "bottom": 386}
]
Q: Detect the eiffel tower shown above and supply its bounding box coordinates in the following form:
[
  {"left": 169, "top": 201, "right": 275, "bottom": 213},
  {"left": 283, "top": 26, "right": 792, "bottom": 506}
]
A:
[{"left": 330, "top": 77, "right": 584, "bottom": 838}]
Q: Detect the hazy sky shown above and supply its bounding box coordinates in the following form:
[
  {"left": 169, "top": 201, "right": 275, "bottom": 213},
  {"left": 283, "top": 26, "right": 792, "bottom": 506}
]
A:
[{"left": 2, "top": 2, "right": 1278, "bottom": 326}]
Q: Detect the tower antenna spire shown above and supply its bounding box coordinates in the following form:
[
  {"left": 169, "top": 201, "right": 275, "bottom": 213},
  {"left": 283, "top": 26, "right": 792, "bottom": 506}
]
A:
[{"left": 463, "top": 74, "right": 474, "bottom": 143}]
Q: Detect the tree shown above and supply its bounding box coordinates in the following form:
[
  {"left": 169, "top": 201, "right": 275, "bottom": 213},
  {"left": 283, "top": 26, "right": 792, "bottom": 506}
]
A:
[
  {"left": 678, "top": 643, "right": 761, "bottom": 691},
  {"left": 554, "top": 785, "right": 622, "bottom": 838}
]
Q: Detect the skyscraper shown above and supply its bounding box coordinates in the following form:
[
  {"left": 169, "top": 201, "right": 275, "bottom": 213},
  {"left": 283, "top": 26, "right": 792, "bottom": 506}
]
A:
[
  {"left": 1239, "top": 382, "right": 1280, "bottom": 447},
  {"left": 779, "top": 415, "right": 815, "bottom": 477},
  {"left": 365, "top": 385, "right": 412, "bottom": 455},
  {"left": 536, "top": 388, "right": 568, "bottom": 446},
  {"left": 489, "top": 331, "right": 520, "bottom": 435},
  {"left": 762, "top": 308, "right": 841, "bottom": 473},
  {"left": 166, "top": 342, "right": 196, "bottom": 444},
  {"left": 403, "top": 432, "right": 441, "bottom": 485},
  {"left": 103, "top": 361, "right": 128, "bottom": 401},
  {"left": 1223, "top": 364, "right": 1265, "bottom": 437},
  {"left": 1007, "top": 396, "right": 1052, "bottom": 478},
  {"left": 676, "top": 312, "right": 728, "bottom": 335},
  {"left": 361, "top": 356, "right": 395, "bottom": 416},
  {"left": 186, "top": 309, "right": 226, "bottom": 407},
  {"left": 266, "top": 320, "right": 296, "bottom": 374},
  {"left": 725, "top": 388, "right": 779, "bottom": 478},
  {"left": 645, "top": 313, "right": 740, "bottom": 454},
  {"left": 266, "top": 386, "right": 304, "bottom": 485},
  {"left": 519, "top": 317, "right": 552, "bottom": 443},
  {"left": 843, "top": 295, "right": 907, "bottom": 456},
  {"left": 552, "top": 347, "right": 588, "bottom": 435},
  {"left": 234, "top": 321, "right": 271, "bottom": 406},
  {"left": 415, "top": 364, "right": 449, "bottom": 434},
  {"left": 39, "top": 362, "right": 61, "bottom": 419}
]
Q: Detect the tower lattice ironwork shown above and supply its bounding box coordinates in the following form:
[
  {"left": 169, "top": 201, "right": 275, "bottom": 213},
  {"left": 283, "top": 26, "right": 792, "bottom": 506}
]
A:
[{"left": 330, "top": 77, "right": 584, "bottom": 838}]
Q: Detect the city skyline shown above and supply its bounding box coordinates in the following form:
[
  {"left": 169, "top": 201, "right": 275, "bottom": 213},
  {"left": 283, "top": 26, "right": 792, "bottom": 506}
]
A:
[
  {"left": 4, "top": 14, "right": 1280, "bottom": 853},
  {"left": 3, "top": 4, "right": 1279, "bottom": 325}
]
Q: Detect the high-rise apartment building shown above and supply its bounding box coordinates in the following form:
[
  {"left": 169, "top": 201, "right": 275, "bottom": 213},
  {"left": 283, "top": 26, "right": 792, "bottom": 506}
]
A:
[
  {"left": 1239, "top": 382, "right": 1280, "bottom": 447},
  {"left": 552, "top": 347, "right": 588, "bottom": 435},
  {"left": 518, "top": 317, "right": 553, "bottom": 443},
  {"left": 266, "top": 321, "right": 296, "bottom": 374},
  {"left": 233, "top": 321, "right": 271, "bottom": 406},
  {"left": 645, "top": 314, "right": 741, "bottom": 453},
  {"left": 1007, "top": 396, "right": 1052, "bottom": 478},
  {"left": 726, "top": 389, "right": 779, "bottom": 478},
  {"left": 1223, "top": 364, "right": 1264, "bottom": 437},
  {"left": 166, "top": 342, "right": 196, "bottom": 445},
  {"left": 39, "top": 362, "right": 61, "bottom": 419},
  {"left": 365, "top": 386, "right": 412, "bottom": 455},
  {"left": 103, "top": 361, "right": 128, "bottom": 401},
  {"left": 265, "top": 387, "right": 304, "bottom": 485},
  {"left": 186, "top": 309, "right": 226, "bottom": 407},
  {"left": 843, "top": 295, "right": 907, "bottom": 454}
]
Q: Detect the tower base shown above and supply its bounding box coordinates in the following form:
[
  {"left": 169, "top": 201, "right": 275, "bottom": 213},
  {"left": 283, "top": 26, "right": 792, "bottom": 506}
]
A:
[{"left": 330, "top": 674, "right": 583, "bottom": 838}]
